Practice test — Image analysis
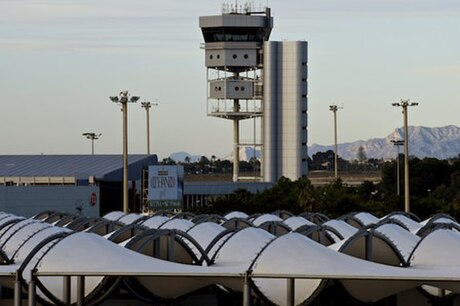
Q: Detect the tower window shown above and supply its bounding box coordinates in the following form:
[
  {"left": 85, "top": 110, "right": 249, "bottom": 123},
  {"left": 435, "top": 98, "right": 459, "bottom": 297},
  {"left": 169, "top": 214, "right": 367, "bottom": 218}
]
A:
[
  {"left": 302, "top": 142, "right": 307, "bottom": 146},
  {"left": 217, "top": 54, "right": 220, "bottom": 59},
  {"left": 232, "top": 54, "right": 237, "bottom": 59},
  {"left": 241, "top": 86, "right": 245, "bottom": 91},
  {"left": 244, "top": 54, "right": 249, "bottom": 59},
  {"left": 210, "top": 55, "right": 213, "bottom": 60},
  {"left": 234, "top": 86, "right": 239, "bottom": 91},
  {"left": 302, "top": 94, "right": 307, "bottom": 98}
]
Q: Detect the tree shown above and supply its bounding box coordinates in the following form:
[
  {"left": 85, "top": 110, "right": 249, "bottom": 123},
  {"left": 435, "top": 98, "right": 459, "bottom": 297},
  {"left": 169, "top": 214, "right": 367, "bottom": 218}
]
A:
[
  {"left": 198, "top": 156, "right": 210, "bottom": 173},
  {"left": 297, "top": 178, "right": 319, "bottom": 212},
  {"left": 357, "top": 146, "right": 367, "bottom": 163},
  {"left": 210, "top": 155, "right": 216, "bottom": 173},
  {"left": 161, "top": 157, "right": 176, "bottom": 165}
]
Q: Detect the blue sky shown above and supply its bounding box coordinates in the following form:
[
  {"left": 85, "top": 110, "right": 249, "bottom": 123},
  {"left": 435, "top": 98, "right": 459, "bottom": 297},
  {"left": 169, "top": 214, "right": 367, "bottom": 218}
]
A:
[{"left": 1, "top": 0, "right": 459, "bottom": 158}]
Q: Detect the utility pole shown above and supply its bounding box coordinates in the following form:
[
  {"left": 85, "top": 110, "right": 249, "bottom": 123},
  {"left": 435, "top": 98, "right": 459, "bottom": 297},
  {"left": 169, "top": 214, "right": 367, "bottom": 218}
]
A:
[
  {"left": 392, "top": 99, "right": 418, "bottom": 213},
  {"left": 141, "top": 101, "right": 158, "bottom": 155},
  {"left": 329, "top": 105, "right": 342, "bottom": 179},
  {"left": 391, "top": 139, "right": 404, "bottom": 196},
  {"left": 82, "top": 132, "right": 101, "bottom": 155},
  {"left": 110, "top": 91, "right": 140, "bottom": 213}
]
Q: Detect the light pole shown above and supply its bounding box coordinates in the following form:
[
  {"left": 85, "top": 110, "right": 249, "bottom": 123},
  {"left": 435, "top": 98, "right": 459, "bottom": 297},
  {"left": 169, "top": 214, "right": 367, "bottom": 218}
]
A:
[
  {"left": 390, "top": 139, "right": 404, "bottom": 196},
  {"left": 329, "top": 105, "right": 342, "bottom": 178},
  {"left": 82, "top": 132, "right": 102, "bottom": 155},
  {"left": 392, "top": 99, "right": 418, "bottom": 213},
  {"left": 110, "top": 91, "right": 140, "bottom": 213},
  {"left": 141, "top": 101, "right": 158, "bottom": 155}
]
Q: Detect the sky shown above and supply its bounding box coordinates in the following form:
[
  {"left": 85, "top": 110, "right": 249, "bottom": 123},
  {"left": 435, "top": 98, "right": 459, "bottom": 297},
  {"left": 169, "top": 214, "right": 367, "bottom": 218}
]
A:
[{"left": 1, "top": 0, "right": 459, "bottom": 159}]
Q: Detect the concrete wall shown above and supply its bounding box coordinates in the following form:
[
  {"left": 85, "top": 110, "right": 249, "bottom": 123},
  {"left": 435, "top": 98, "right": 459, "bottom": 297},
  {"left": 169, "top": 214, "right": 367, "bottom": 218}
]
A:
[
  {"left": 0, "top": 186, "right": 100, "bottom": 217},
  {"left": 280, "top": 41, "right": 308, "bottom": 180},
  {"left": 263, "top": 41, "right": 308, "bottom": 182}
]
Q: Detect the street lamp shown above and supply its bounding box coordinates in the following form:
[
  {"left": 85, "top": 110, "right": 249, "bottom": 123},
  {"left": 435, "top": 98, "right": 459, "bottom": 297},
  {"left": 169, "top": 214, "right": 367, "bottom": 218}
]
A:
[
  {"left": 329, "top": 105, "right": 342, "bottom": 178},
  {"left": 110, "top": 91, "right": 140, "bottom": 213},
  {"left": 390, "top": 139, "right": 404, "bottom": 196},
  {"left": 392, "top": 99, "right": 418, "bottom": 213},
  {"left": 82, "top": 132, "right": 102, "bottom": 155},
  {"left": 141, "top": 101, "right": 158, "bottom": 155}
]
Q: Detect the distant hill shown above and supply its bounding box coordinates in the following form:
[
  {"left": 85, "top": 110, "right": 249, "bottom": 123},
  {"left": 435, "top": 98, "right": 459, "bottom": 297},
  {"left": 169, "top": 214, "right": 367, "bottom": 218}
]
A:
[
  {"left": 169, "top": 147, "right": 261, "bottom": 163},
  {"left": 168, "top": 152, "right": 201, "bottom": 162},
  {"left": 309, "top": 125, "right": 460, "bottom": 160},
  {"left": 169, "top": 125, "right": 460, "bottom": 162},
  {"left": 222, "top": 146, "right": 261, "bottom": 162}
]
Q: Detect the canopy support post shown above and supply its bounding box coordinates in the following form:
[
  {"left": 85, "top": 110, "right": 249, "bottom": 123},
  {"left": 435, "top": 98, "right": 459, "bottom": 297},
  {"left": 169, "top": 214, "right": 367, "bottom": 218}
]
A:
[
  {"left": 63, "top": 275, "right": 71, "bottom": 305},
  {"left": 243, "top": 271, "right": 251, "bottom": 306},
  {"left": 28, "top": 270, "right": 36, "bottom": 306},
  {"left": 287, "top": 278, "right": 295, "bottom": 306},
  {"left": 77, "top": 276, "right": 85, "bottom": 306},
  {"left": 14, "top": 270, "right": 22, "bottom": 306}
]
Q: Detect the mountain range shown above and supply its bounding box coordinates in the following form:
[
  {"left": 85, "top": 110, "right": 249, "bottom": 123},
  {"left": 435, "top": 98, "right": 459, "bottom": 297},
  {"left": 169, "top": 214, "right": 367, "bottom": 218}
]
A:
[
  {"left": 169, "top": 125, "right": 460, "bottom": 162},
  {"left": 309, "top": 125, "right": 460, "bottom": 160}
]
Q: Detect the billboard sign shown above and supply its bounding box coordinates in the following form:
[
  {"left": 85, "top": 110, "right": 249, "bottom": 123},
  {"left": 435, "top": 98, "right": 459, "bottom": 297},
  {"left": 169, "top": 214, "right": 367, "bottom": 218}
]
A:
[{"left": 147, "top": 165, "right": 184, "bottom": 210}]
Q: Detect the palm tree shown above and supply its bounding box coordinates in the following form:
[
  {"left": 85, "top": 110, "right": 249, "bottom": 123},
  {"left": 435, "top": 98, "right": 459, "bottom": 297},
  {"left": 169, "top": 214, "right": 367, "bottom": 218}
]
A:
[{"left": 211, "top": 155, "right": 216, "bottom": 173}]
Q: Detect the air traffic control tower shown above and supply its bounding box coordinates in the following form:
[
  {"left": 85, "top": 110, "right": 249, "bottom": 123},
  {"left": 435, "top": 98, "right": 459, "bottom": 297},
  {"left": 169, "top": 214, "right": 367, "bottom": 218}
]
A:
[{"left": 200, "top": 3, "right": 308, "bottom": 183}]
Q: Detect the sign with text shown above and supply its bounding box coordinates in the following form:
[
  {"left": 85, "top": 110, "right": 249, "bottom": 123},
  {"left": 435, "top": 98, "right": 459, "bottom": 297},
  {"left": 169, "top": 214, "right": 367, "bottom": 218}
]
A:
[{"left": 147, "top": 165, "right": 184, "bottom": 210}]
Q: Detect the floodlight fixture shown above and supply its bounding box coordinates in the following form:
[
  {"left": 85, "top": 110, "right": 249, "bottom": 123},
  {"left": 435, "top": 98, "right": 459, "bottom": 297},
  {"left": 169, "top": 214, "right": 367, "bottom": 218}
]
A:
[{"left": 82, "top": 133, "right": 102, "bottom": 155}]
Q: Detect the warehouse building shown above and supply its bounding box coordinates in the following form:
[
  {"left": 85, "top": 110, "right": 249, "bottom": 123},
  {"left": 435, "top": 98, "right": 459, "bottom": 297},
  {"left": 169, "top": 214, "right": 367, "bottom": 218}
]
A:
[{"left": 0, "top": 155, "right": 158, "bottom": 217}]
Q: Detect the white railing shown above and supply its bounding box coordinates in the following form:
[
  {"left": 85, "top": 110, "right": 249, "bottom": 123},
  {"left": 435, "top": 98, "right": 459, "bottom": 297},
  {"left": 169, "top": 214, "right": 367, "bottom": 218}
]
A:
[{"left": 221, "top": 1, "right": 267, "bottom": 15}]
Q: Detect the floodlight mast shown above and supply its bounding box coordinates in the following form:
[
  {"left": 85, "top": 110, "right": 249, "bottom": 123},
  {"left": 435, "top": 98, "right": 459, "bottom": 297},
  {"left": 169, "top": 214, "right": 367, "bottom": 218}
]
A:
[
  {"left": 82, "top": 132, "right": 102, "bottom": 155},
  {"left": 392, "top": 99, "right": 418, "bottom": 213},
  {"left": 141, "top": 101, "right": 159, "bottom": 155},
  {"left": 329, "top": 105, "right": 343, "bottom": 178},
  {"left": 110, "top": 90, "right": 140, "bottom": 213},
  {"left": 390, "top": 139, "right": 404, "bottom": 196}
]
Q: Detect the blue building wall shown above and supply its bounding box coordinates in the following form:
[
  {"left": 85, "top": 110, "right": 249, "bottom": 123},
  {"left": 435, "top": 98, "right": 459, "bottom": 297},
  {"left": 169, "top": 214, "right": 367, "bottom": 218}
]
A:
[{"left": 0, "top": 186, "right": 100, "bottom": 217}]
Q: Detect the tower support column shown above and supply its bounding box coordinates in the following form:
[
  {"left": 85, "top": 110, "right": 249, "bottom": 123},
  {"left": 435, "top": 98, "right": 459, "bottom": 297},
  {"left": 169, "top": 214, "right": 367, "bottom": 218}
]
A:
[{"left": 233, "top": 100, "right": 240, "bottom": 182}]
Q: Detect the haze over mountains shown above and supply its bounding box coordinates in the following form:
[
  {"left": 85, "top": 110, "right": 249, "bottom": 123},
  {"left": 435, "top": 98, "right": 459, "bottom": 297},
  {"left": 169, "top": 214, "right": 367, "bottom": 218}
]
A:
[{"left": 169, "top": 126, "right": 460, "bottom": 162}]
